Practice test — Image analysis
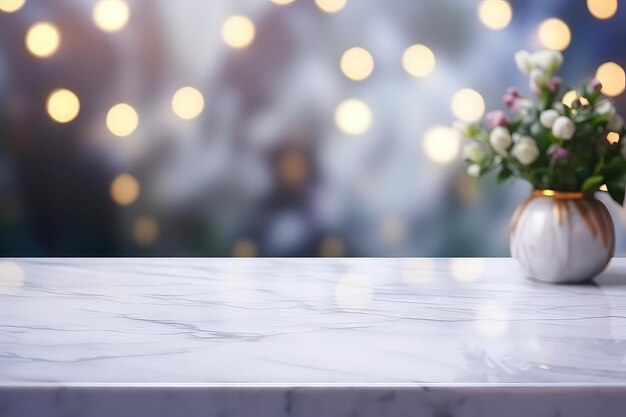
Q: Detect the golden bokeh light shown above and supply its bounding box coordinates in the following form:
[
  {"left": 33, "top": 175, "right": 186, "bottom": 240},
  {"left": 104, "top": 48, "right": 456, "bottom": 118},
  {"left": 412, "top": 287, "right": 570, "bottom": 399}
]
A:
[
  {"left": 171, "top": 86, "right": 205, "bottom": 120},
  {"left": 232, "top": 238, "right": 258, "bottom": 257},
  {"left": 270, "top": 0, "right": 295, "bottom": 4},
  {"left": 538, "top": 18, "right": 571, "bottom": 51},
  {"left": 595, "top": 62, "right": 625, "bottom": 97},
  {"left": 320, "top": 236, "right": 345, "bottom": 257},
  {"left": 0, "top": 0, "right": 25, "bottom": 13},
  {"left": 335, "top": 99, "right": 372, "bottom": 136},
  {"left": 46, "top": 88, "right": 80, "bottom": 124},
  {"left": 110, "top": 174, "right": 140, "bottom": 206},
  {"left": 278, "top": 151, "right": 308, "bottom": 187},
  {"left": 607, "top": 131, "right": 620, "bottom": 144},
  {"left": 315, "top": 0, "right": 347, "bottom": 13},
  {"left": 132, "top": 216, "right": 159, "bottom": 246},
  {"left": 477, "top": 0, "right": 512, "bottom": 30},
  {"left": 587, "top": 0, "right": 618, "bottom": 19},
  {"left": 451, "top": 88, "right": 485, "bottom": 122},
  {"left": 221, "top": 15, "right": 255, "bottom": 49},
  {"left": 380, "top": 216, "right": 406, "bottom": 243},
  {"left": 106, "top": 103, "right": 138, "bottom": 137},
  {"left": 402, "top": 44, "right": 436, "bottom": 78},
  {"left": 92, "top": 0, "right": 130, "bottom": 33},
  {"left": 0, "top": 260, "right": 25, "bottom": 296},
  {"left": 561, "top": 89, "right": 578, "bottom": 107},
  {"left": 422, "top": 126, "right": 461, "bottom": 164},
  {"left": 25, "top": 22, "right": 60, "bottom": 58},
  {"left": 340, "top": 47, "right": 374, "bottom": 81}
]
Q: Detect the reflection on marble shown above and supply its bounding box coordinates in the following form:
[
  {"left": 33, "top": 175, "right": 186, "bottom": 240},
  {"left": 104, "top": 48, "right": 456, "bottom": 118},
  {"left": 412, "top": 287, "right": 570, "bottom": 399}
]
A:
[{"left": 2, "top": 258, "right": 626, "bottom": 416}]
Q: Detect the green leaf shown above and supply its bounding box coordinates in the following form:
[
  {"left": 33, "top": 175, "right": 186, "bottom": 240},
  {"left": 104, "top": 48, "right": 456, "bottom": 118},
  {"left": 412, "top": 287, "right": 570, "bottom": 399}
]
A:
[
  {"left": 606, "top": 181, "right": 626, "bottom": 206},
  {"left": 581, "top": 175, "right": 604, "bottom": 193},
  {"left": 497, "top": 167, "right": 513, "bottom": 184},
  {"left": 602, "top": 159, "right": 626, "bottom": 178}
]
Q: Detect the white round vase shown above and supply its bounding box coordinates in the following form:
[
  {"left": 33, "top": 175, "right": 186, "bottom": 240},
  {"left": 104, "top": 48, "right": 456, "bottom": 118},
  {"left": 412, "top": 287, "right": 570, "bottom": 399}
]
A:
[{"left": 510, "top": 190, "right": 615, "bottom": 284}]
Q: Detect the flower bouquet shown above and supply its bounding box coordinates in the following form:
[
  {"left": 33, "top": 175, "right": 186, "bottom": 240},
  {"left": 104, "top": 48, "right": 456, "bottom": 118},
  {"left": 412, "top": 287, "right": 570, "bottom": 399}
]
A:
[{"left": 455, "top": 50, "right": 625, "bottom": 283}]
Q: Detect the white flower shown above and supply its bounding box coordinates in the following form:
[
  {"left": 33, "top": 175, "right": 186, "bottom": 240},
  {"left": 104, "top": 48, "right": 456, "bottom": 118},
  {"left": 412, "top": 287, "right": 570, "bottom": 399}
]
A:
[
  {"left": 596, "top": 100, "right": 616, "bottom": 117},
  {"left": 529, "top": 68, "right": 548, "bottom": 91},
  {"left": 539, "top": 109, "right": 560, "bottom": 129},
  {"left": 453, "top": 120, "right": 472, "bottom": 137},
  {"left": 489, "top": 126, "right": 512, "bottom": 154},
  {"left": 515, "top": 98, "right": 535, "bottom": 116},
  {"left": 531, "top": 50, "right": 563, "bottom": 74},
  {"left": 467, "top": 164, "right": 481, "bottom": 178},
  {"left": 552, "top": 116, "right": 576, "bottom": 140},
  {"left": 608, "top": 114, "right": 624, "bottom": 132},
  {"left": 511, "top": 138, "right": 540, "bottom": 166},
  {"left": 512, "top": 133, "right": 532, "bottom": 143},
  {"left": 462, "top": 141, "right": 488, "bottom": 164},
  {"left": 514, "top": 50, "right": 533, "bottom": 75}
]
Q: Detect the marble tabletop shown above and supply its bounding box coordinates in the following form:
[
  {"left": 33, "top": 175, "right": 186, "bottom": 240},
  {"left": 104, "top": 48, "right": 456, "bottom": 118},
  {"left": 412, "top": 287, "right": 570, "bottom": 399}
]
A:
[{"left": 2, "top": 257, "right": 626, "bottom": 416}]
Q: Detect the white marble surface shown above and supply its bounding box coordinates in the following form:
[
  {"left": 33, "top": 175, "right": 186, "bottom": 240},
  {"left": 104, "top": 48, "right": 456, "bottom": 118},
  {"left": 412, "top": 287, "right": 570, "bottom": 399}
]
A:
[{"left": 2, "top": 257, "right": 626, "bottom": 416}]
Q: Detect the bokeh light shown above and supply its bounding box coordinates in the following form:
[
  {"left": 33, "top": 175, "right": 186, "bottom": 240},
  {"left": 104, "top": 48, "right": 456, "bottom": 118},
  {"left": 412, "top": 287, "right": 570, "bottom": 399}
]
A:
[
  {"left": 379, "top": 216, "right": 407, "bottom": 243},
  {"left": 171, "top": 86, "right": 205, "bottom": 120},
  {"left": 315, "top": 0, "right": 347, "bottom": 14},
  {"left": 110, "top": 174, "right": 140, "bottom": 206},
  {"left": 340, "top": 47, "right": 374, "bottom": 81},
  {"left": 132, "top": 216, "right": 159, "bottom": 246},
  {"left": 320, "top": 236, "right": 345, "bottom": 257},
  {"left": 92, "top": 0, "right": 131, "bottom": 33},
  {"left": 25, "top": 22, "right": 60, "bottom": 58},
  {"left": 477, "top": 0, "right": 512, "bottom": 30},
  {"left": 402, "top": 44, "right": 436, "bottom": 78},
  {"left": 46, "top": 89, "right": 80, "bottom": 124},
  {"left": 270, "top": 0, "right": 295, "bottom": 5},
  {"left": 335, "top": 99, "right": 372, "bottom": 135},
  {"left": 595, "top": 62, "right": 625, "bottom": 97},
  {"left": 538, "top": 18, "right": 571, "bottom": 51},
  {"left": 422, "top": 126, "right": 461, "bottom": 164},
  {"left": 278, "top": 151, "right": 308, "bottom": 187},
  {"left": 0, "top": 261, "right": 25, "bottom": 295},
  {"left": 232, "top": 238, "right": 258, "bottom": 257},
  {"left": 561, "top": 89, "right": 579, "bottom": 107},
  {"left": 221, "top": 15, "right": 255, "bottom": 49},
  {"left": 607, "top": 131, "right": 620, "bottom": 144},
  {"left": 106, "top": 103, "right": 139, "bottom": 137},
  {"left": 587, "top": 0, "right": 618, "bottom": 20},
  {"left": 451, "top": 88, "right": 485, "bottom": 122},
  {"left": 0, "top": 0, "right": 25, "bottom": 13}
]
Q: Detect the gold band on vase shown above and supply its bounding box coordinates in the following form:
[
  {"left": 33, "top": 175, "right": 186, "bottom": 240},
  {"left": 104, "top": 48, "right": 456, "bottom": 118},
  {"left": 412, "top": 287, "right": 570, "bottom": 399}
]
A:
[{"left": 532, "top": 189, "right": 587, "bottom": 199}]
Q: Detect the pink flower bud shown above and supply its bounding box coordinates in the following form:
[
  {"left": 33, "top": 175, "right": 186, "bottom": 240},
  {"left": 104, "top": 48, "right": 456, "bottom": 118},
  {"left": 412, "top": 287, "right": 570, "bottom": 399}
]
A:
[
  {"left": 549, "top": 76, "right": 562, "bottom": 92},
  {"left": 503, "top": 87, "right": 522, "bottom": 107},
  {"left": 486, "top": 110, "right": 508, "bottom": 128},
  {"left": 506, "top": 87, "right": 521, "bottom": 97},
  {"left": 548, "top": 145, "right": 569, "bottom": 161},
  {"left": 589, "top": 78, "right": 603, "bottom": 92}
]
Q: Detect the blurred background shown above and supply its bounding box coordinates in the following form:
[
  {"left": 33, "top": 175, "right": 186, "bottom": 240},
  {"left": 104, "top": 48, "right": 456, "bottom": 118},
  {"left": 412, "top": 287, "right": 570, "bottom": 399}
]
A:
[{"left": 0, "top": 0, "right": 624, "bottom": 257}]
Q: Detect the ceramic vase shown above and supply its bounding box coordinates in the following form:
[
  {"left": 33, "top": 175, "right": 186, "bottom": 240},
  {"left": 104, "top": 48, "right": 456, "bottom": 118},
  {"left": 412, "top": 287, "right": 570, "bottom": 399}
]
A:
[{"left": 510, "top": 190, "right": 615, "bottom": 284}]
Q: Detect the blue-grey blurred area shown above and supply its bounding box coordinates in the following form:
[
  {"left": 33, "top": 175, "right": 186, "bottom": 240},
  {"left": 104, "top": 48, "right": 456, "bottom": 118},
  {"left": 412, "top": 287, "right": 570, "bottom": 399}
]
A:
[{"left": 0, "top": 0, "right": 624, "bottom": 256}]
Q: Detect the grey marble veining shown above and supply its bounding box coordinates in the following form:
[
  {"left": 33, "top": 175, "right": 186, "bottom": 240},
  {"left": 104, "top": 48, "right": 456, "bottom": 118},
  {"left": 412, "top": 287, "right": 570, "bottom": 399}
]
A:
[{"left": 2, "top": 257, "right": 626, "bottom": 416}]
